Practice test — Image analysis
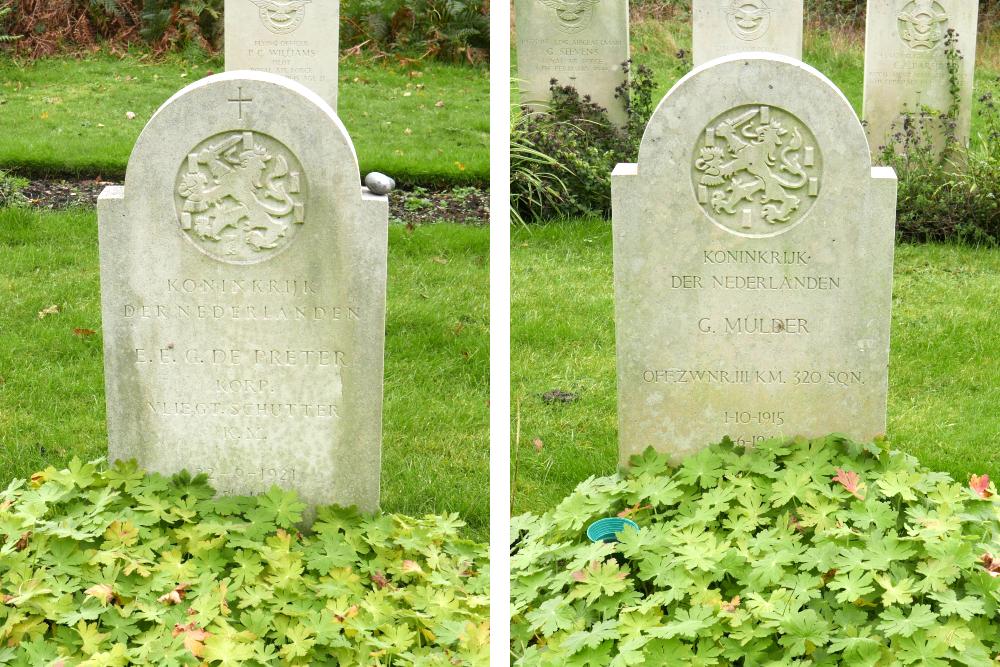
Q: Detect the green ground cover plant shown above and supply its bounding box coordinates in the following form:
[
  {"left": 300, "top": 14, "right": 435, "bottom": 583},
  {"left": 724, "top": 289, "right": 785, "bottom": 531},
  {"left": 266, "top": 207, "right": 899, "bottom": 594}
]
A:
[
  {"left": 0, "top": 52, "right": 489, "bottom": 185},
  {"left": 510, "top": 220, "right": 1000, "bottom": 517},
  {"left": 512, "top": 435, "right": 1000, "bottom": 665},
  {"left": 0, "top": 458, "right": 489, "bottom": 665},
  {"left": 0, "top": 208, "right": 489, "bottom": 540}
]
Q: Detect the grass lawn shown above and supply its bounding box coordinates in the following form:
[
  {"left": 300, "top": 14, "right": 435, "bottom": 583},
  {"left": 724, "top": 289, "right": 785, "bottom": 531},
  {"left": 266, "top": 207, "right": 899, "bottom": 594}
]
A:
[
  {"left": 511, "top": 219, "right": 1000, "bottom": 516},
  {"left": 0, "top": 208, "right": 489, "bottom": 540},
  {"left": 0, "top": 51, "right": 489, "bottom": 186}
]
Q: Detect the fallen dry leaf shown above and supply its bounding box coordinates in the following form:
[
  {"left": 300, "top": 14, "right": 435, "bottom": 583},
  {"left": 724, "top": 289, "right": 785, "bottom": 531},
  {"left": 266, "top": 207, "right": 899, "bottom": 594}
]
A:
[
  {"left": 14, "top": 531, "right": 31, "bottom": 551},
  {"left": 435, "top": 100, "right": 445, "bottom": 108},
  {"left": 533, "top": 438, "right": 543, "bottom": 453},
  {"left": 73, "top": 328, "right": 96, "bottom": 337},
  {"left": 38, "top": 304, "right": 60, "bottom": 319}
]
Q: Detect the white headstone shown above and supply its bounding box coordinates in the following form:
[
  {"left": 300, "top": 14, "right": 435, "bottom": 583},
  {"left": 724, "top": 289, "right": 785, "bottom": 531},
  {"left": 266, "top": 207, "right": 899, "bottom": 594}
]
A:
[
  {"left": 612, "top": 54, "right": 897, "bottom": 464},
  {"left": 98, "top": 71, "right": 387, "bottom": 516},
  {"left": 515, "top": 0, "right": 630, "bottom": 124},
  {"left": 692, "top": 0, "right": 803, "bottom": 66},
  {"left": 225, "top": 0, "right": 340, "bottom": 110},
  {"left": 863, "top": 0, "right": 978, "bottom": 153}
]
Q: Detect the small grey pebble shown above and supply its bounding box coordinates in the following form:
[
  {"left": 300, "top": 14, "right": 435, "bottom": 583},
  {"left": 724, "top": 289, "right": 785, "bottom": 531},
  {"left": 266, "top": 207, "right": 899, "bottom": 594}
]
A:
[{"left": 365, "top": 172, "right": 395, "bottom": 195}]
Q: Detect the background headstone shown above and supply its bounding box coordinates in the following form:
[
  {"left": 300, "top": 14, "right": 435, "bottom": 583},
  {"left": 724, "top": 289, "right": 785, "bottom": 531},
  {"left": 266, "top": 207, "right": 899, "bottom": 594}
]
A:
[
  {"left": 225, "top": 0, "right": 340, "bottom": 110},
  {"left": 692, "top": 0, "right": 803, "bottom": 66},
  {"left": 514, "top": 0, "right": 630, "bottom": 125},
  {"left": 98, "top": 71, "right": 388, "bottom": 516},
  {"left": 612, "top": 54, "right": 897, "bottom": 464},
  {"left": 863, "top": 0, "right": 978, "bottom": 153}
]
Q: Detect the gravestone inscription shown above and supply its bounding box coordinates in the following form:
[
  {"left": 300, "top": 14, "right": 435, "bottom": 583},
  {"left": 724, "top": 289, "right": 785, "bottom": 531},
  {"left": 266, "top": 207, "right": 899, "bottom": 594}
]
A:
[
  {"left": 515, "top": 0, "right": 630, "bottom": 124},
  {"left": 612, "top": 54, "right": 897, "bottom": 464},
  {"left": 225, "top": 0, "right": 340, "bottom": 110},
  {"left": 863, "top": 0, "right": 978, "bottom": 153},
  {"left": 692, "top": 0, "right": 803, "bottom": 66},
  {"left": 98, "top": 71, "right": 388, "bottom": 517}
]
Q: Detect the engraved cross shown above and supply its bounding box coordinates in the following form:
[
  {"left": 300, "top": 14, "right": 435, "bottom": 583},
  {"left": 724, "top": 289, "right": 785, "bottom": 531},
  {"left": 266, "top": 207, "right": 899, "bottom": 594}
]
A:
[{"left": 228, "top": 87, "right": 253, "bottom": 120}]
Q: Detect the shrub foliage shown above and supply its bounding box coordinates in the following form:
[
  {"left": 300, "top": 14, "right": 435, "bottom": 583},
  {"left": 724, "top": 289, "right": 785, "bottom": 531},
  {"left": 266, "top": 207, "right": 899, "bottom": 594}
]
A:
[
  {"left": 512, "top": 436, "right": 1000, "bottom": 665},
  {"left": 515, "top": 52, "right": 1000, "bottom": 245},
  {"left": 0, "top": 459, "right": 489, "bottom": 665},
  {"left": 0, "top": 0, "right": 488, "bottom": 60},
  {"left": 341, "top": 0, "right": 488, "bottom": 63},
  {"left": 511, "top": 61, "right": 660, "bottom": 223}
]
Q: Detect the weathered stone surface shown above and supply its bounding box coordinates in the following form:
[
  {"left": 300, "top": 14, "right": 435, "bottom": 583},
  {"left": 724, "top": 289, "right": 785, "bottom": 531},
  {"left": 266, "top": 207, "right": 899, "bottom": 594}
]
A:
[
  {"left": 612, "top": 54, "right": 897, "bottom": 464},
  {"left": 98, "top": 71, "right": 388, "bottom": 517},
  {"left": 692, "top": 0, "right": 803, "bottom": 66},
  {"left": 863, "top": 0, "right": 978, "bottom": 153},
  {"left": 514, "top": 0, "right": 630, "bottom": 124},
  {"left": 225, "top": 0, "right": 340, "bottom": 110}
]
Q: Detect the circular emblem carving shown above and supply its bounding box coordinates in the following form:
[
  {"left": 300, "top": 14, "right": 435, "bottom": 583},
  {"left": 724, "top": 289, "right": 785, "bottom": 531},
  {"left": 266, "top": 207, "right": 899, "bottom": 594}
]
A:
[
  {"left": 249, "top": 0, "right": 310, "bottom": 35},
  {"left": 175, "top": 131, "right": 307, "bottom": 264},
  {"left": 537, "top": 0, "right": 600, "bottom": 34},
  {"left": 897, "top": 0, "right": 948, "bottom": 51},
  {"left": 725, "top": 0, "right": 771, "bottom": 41},
  {"left": 692, "top": 105, "right": 822, "bottom": 238}
]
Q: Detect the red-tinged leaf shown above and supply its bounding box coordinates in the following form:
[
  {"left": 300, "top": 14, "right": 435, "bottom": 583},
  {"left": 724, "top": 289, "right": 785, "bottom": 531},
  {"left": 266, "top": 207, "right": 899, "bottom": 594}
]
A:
[
  {"left": 73, "top": 328, "right": 96, "bottom": 337},
  {"left": 84, "top": 583, "right": 118, "bottom": 606},
  {"left": 982, "top": 553, "right": 1000, "bottom": 578},
  {"left": 372, "top": 571, "right": 390, "bottom": 589},
  {"left": 334, "top": 605, "right": 359, "bottom": 623},
  {"left": 571, "top": 569, "right": 587, "bottom": 582},
  {"left": 721, "top": 595, "right": 741, "bottom": 613},
  {"left": 970, "top": 474, "right": 993, "bottom": 499},
  {"left": 618, "top": 502, "right": 651, "bottom": 519},
  {"left": 402, "top": 560, "right": 424, "bottom": 574},
  {"left": 832, "top": 468, "right": 865, "bottom": 499},
  {"left": 158, "top": 582, "right": 190, "bottom": 605},
  {"left": 173, "top": 622, "right": 210, "bottom": 658}
]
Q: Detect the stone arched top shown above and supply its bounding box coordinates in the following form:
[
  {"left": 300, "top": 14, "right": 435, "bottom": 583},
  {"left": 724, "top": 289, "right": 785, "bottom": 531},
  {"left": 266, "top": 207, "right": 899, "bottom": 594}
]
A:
[
  {"left": 636, "top": 53, "right": 871, "bottom": 180},
  {"left": 125, "top": 70, "right": 361, "bottom": 201}
]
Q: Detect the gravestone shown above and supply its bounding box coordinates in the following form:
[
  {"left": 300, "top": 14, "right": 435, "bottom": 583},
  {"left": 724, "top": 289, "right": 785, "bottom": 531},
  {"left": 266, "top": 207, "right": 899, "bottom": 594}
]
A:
[
  {"left": 612, "top": 54, "right": 897, "bottom": 464},
  {"left": 225, "top": 0, "right": 340, "bottom": 110},
  {"left": 692, "top": 0, "right": 803, "bottom": 66},
  {"left": 98, "top": 71, "right": 388, "bottom": 516},
  {"left": 514, "top": 0, "right": 630, "bottom": 124},
  {"left": 863, "top": 0, "right": 978, "bottom": 153}
]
